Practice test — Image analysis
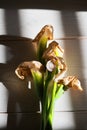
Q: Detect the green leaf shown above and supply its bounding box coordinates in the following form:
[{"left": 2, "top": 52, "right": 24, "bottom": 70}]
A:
[
  {"left": 37, "top": 35, "right": 48, "bottom": 63},
  {"left": 31, "top": 70, "right": 44, "bottom": 100},
  {"left": 55, "top": 84, "right": 64, "bottom": 99}
]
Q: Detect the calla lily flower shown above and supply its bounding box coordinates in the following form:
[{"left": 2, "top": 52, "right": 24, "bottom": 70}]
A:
[
  {"left": 15, "top": 61, "right": 45, "bottom": 99},
  {"left": 32, "top": 25, "right": 53, "bottom": 62},
  {"left": 42, "top": 40, "right": 67, "bottom": 82},
  {"left": 58, "top": 76, "right": 83, "bottom": 91},
  {"left": 43, "top": 41, "right": 64, "bottom": 60},
  {"left": 15, "top": 61, "right": 44, "bottom": 80}
]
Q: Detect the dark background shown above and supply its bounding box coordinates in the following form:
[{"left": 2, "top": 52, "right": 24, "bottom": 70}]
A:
[{"left": 0, "top": 0, "right": 87, "bottom": 10}]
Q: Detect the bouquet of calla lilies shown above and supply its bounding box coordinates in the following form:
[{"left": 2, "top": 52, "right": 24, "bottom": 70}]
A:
[{"left": 15, "top": 25, "right": 83, "bottom": 130}]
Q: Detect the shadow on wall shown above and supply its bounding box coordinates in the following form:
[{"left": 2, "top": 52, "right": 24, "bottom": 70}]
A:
[
  {"left": 0, "top": 35, "right": 40, "bottom": 130},
  {"left": 0, "top": 10, "right": 40, "bottom": 130},
  {"left": 0, "top": 35, "right": 41, "bottom": 130},
  {"left": 60, "top": 11, "right": 87, "bottom": 129}
]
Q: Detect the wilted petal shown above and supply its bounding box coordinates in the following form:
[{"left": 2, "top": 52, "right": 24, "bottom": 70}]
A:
[
  {"left": 32, "top": 25, "right": 53, "bottom": 55},
  {"left": 15, "top": 61, "right": 44, "bottom": 80},
  {"left": 58, "top": 76, "right": 83, "bottom": 91},
  {"left": 70, "top": 77, "right": 83, "bottom": 91},
  {"left": 43, "top": 41, "right": 64, "bottom": 60},
  {"left": 33, "top": 25, "right": 53, "bottom": 45}
]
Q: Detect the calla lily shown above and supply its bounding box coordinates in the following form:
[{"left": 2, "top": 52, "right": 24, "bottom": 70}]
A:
[
  {"left": 15, "top": 61, "right": 44, "bottom": 99},
  {"left": 58, "top": 76, "right": 83, "bottom": 91},
  {"left": 43, "top": 41, "right": 64, "bottom": 60},
  {"left": 44, "top": 56, "right": 67, "bottom": 83},
  {"left": 15, "top": 61, "right": 44, "bottom": 80},
  {"left": 32, "top": 25, "right": 53, "bottom": 63}
]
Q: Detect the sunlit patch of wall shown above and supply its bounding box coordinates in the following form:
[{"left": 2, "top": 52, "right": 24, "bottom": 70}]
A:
[
  {"left": 18, "top": 9, "right": 64, "bottom": 39},
  {"left": 0, "top": 113, "right": 8, "bottom": 129},
  {"left": 0, "top": 9, "right": 6, "bottom": 35},
  {"left": 0, "top": 9, "right": 8, "bottom": 128}
]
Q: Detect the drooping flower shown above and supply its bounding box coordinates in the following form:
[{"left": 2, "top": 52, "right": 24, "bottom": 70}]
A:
[
  {"left": 42, "top": 40, "right": 67, "bottom": 82},
  {"left": 32, "top": 25, "right": 53, "bottom": 62},
  {"left": 57, "top": 76, "right": 83, "bottom": 91},
  {"left": 15, "top": 61, "right": 44, "bottom": 80},
  {"left": 43, "top": 41, "right": 64, "bottom": 60},
  {"left": 15, "top": 61, "right": 45, "bottom": 99}
]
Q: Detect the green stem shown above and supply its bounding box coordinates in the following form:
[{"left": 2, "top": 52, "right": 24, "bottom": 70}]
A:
[
  {"left": 40, "top": 102, "right": 53, "bottom": 130},
  {"left": 40, "top": 83, "right": 56, "bottom": 130}
]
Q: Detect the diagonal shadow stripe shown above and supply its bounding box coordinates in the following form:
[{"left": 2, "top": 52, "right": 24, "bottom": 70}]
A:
[
  {"left": 60, "top": 11, "right": 87, "bottom": 129},
  {"left": 0, "top": 9, "right": 40, "bottom": 130}
]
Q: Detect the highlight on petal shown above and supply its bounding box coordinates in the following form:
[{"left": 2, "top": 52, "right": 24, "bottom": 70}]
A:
[
  {"left": 15, "top": 61, "right": 44, "bottom": 80},
  {"left": 46, "top": 60, "right": 56, "bottom": 72},
  {"left": 15, "top": 68, "right": 26, "bottom": 80}
]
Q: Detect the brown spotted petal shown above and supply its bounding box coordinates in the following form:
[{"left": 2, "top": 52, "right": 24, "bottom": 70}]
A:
[
  {"left": 43, "top": 41, "right": 64, "bottom": 60},
  {"left": 32, "top": 25, "right": 53, "bottom": 51},
  {"left": 15, "top": 61, "right": 44, "bottom": 80},
  {"left": 58, "top": 76, "right": 83, "bottom": 91},
  {"left": 70, "top": 77, "right": 83, "bottom": 91}
]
